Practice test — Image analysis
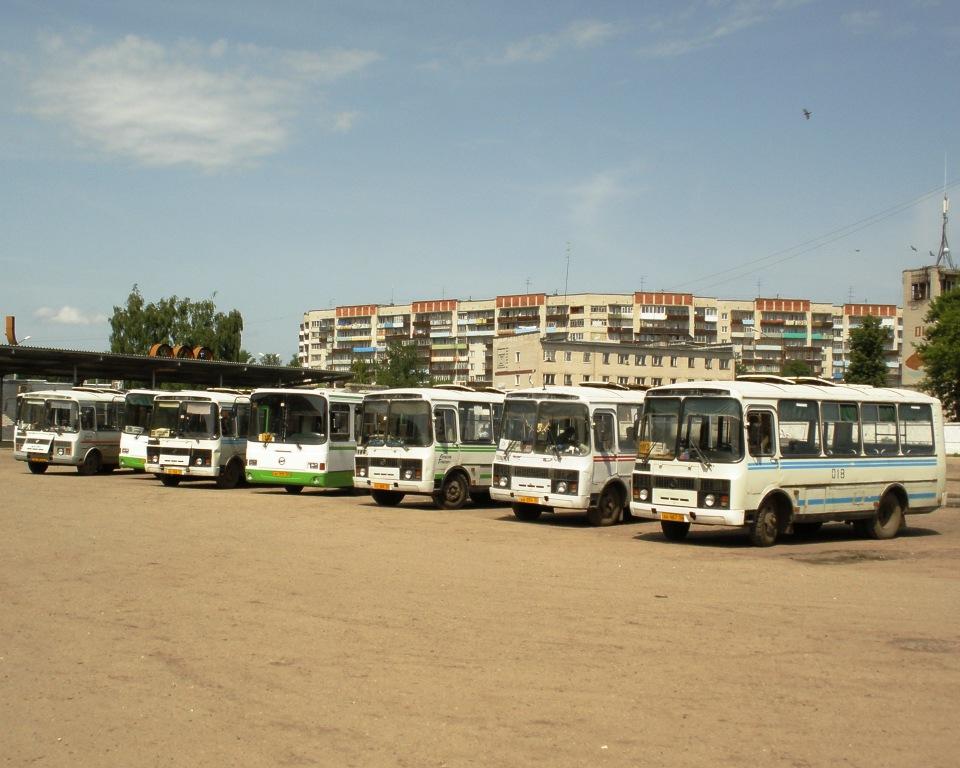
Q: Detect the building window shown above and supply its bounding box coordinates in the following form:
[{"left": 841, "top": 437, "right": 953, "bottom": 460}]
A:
[
  {"left": 514, "top": 375, "right": 520, "bottom": 386},
  {"left": 670, "top": 356, "right": 678, "bottom": 367},
  {"left": 544, "top": 373, "right": 556, "bottom": 385},
  {"left": 652, "top": 377, "right": 662, "bottom": 386},
  {"left": 601, "top": 375, "right": 609, "bottom": 382},
  {"left": 602, "top": 353, "right": 610, "bottom": 365},
  {"left": 590, "top": 305, "right": 606, "bottom": 313},
  {"left": 670, "top": 378, "right": 677, "bottom": 384},
  {"left": 635, "top": 354, "right": 646, "bottom": 366},
  {"left": 583, "top": 352, "right": 591, "bottom": 362},
  {"left": 914, "top": 326, "right": 923, "bottom": 338},
  {"left": 688, "top": 357, "right": 696, "bottom": 368},
  {"left": 564, "top": 351, "right": 572, "bottom": 362},
  {"left": 544, "top": 350, "right": 555, "bottom": 362},
  {"left": 564, "top": 374, "right": 573, "bottom": 385},
  {"left": 570, "top": 333, "right": 583, "bottom": 341},
  {"left": 720, "top": 359, "right": 730, "bottom": 370},
  {"left": 618, "top": 376, "right": 629, "bottom": 385},
  {"left": 618, "top": 354, "right": 629, "bottom": 365},
  {"left": 652, "top": 355, "right": 663, "bottom": 367},
  {"left": 515, "top": 352, "right": 521, "bottom": 363},
  {"left": 705, "top": 358, "right": 713, "bottom": 369},
  {"left": 635, "top": 377, "right": 645, "bottom": 385}
]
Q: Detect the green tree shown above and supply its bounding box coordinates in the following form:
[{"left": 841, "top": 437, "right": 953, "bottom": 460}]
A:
[
  {"left": 918, "top": 287, "right": 960, "bottom": 420},
  {"left": 259, "top": 353, "right": 282, "bottom": 366},
  {"left": 375, "top": 341, "right": 429, "bottom": 387},
  {"left": 781, "top": 359, "right": 812, "bottom": 377},
  {"left": 350, "top": 356, "right": 377, "bottom": 384},
  {"left": 845, "top": 315, "right": 890, "bottom": 387},
  {"left": 287, "top": 353, "right": 302, "bottom": 367},
  {"left": 109, "top": 285, "right": 245, "bottom": 362}
]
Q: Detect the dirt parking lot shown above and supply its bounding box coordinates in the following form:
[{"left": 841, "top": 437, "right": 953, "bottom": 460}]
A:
[{"left": 1, "top": 453, "right": 958, "bottom": 768}]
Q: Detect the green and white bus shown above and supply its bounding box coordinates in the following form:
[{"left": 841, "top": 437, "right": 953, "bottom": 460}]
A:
[
  {"left": 119, "top": 389, "right": 161, "bottom": 471},
  {"left": 631, "top": 378, "right": 948, "bottom": 546},
  {"left": 354, "top": 386, "right": 504, "bottom": 509},
  {"left": 245, "top": 387, "right": 364, "bottom": 493}
]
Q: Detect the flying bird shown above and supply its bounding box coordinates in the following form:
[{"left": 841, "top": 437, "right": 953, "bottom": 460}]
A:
[
  {"left": 910, "top": 245, "right": 918, "bottom": 252},
  {"left": 802, "top": 109, "right": 811, "bottom": 120}
]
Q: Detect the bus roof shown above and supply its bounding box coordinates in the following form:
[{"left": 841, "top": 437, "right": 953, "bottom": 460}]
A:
[
  {"left": 504, "top": 385, "right": 646, "bottom": 404},
  {"left": 362, "top": 387, "right": 504, "bottom": 404},
  {"left": 645, "top": 379, "right": 941, "bottom": 406},
  {"left": 152, "top": 389, "right": 250, "bottom": 405},
  {"left": 250, "top": 386, "right": 365, "bottom": 400},
  {"left": 18, "top": 388, "right": 124, "bottom": 403}
]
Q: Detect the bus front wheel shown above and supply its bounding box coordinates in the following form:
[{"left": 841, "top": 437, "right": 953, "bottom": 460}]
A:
[
  {"left": 216, "top": 461, "right": 242, "bottom": 489},
  {"left": 661, "top": 520, "right": 690, "bottom": 541},
  {"left": 160, "top": 475, "right": 181, "bottom": 487},
  {"left": 284, "top": 485, "right": 304, "bottom": 495},
  {"left": 856, "top": 494, "right": 904, "bottom": 540},
  {"left": 749, "top": 502, "right": 780, "bottom": 547},
  {"left": 78, "top": 451, "right": 102, "bottom": 476},
  {"left": 588, "top": 486, "right": 623, "bottom": 526},
  {"left": 371, "top": 489, "right": 404, "bottom": 506},
  {"left": 27, "top": 462, "right": 48, "bottom": 474},
  {"left": 435, "top": 473, "right": 468, "bottom": 510}
]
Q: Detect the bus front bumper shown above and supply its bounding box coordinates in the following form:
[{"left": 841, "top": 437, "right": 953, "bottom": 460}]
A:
[
  {"left": 119, "top": 456, "right": 146, "bottom": 470},
  {"left": 490, "top": 486, "right": 591, "bottom": 511},
  {"left": 630, "top": 502, "right": 747, "bottom": 527},
  {"left": 246, "top": 468, "right": 353, "bottom": 488},
  {"left": 146, "top": 463, "right": 218, "bottom": 479},
  {"left": 354, "top": 476, "right": 434, "bottom": 495}
]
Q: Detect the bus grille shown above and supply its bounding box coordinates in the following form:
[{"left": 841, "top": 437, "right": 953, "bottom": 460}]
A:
[
  {"left": 510, "top": 465, "right": 551, "bottom": 480},
  {"left": 652, "top": 476, "right": 696, "bottom": 491}
]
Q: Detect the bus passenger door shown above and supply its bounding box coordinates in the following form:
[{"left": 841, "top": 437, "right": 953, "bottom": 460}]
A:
[
  {"left": 745, "top": 408, "right": 780, "bottom": 507},
  {"left": 434, "top": 406, "right": 459, "bottom": 478},
  {"left": 592, "top": 410, "right": 617, "bottom": 491}
]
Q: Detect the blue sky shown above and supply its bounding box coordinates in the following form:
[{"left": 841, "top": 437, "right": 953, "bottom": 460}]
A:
[{"left": 1, "top": 1, "right": 959, "bottom": 359}]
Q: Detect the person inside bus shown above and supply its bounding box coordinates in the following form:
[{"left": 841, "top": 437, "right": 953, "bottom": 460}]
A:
[{"left": 747, "top": 412, "right": 773, "bottom": 456}]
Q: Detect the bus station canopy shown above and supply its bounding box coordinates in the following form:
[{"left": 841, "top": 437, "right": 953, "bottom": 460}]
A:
[{"left": 0, "top": 345, "right": 350, "bottom": 389}]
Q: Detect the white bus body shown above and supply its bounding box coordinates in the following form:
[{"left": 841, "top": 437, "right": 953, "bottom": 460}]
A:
[
  {"left": 489, "top": 385, "right": 645, "bottom": 526},
  {"left": 144, "top": 390, "right": 250, "bottom": 488},
  {"left": 119, "top": 389, "right": 161, "bottom": 471},
  {"left": 354, "top": 387, "right": 504, "bottom": 509},
  {"left": 246, "top": 388, "right": 363, "bottom": 493},
  {"left": 630, "top": 379, "right": 948, "bottom": 546},
  {"left": 13, "top": 387, "right": 124, "bottom": 475}
]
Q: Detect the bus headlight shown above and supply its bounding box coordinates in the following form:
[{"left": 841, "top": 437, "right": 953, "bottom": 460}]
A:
[
  {"left": 404, "top": 469, "right": 414, "bottom": 480},
  {"left": 556, "top": 481, "right": 568, "bottom": 494},
  {"left": 358, "top": 467, "right": 367, "bottom": 477},
  {"left": 638, "top": 488, "right": 649, "bottom": 502},
  {"left": 704, "top": 493, "right": 716, "bottom": 507},
  {"left": 499, "top": 475, "right": 508, "bottom": 487},
  {"left": 195, "top": 457, "right": 204, "bottom": 466},
  {"left": 57, "top": 447, "right": 64, "bottom": 456}
]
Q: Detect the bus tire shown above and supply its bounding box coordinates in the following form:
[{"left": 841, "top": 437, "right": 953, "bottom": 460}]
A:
[
  {"left": 661, "top": 520, "right": 690, "bottom": 541},
  {"left": 160, "top": 475, "right": 181, "bottom": 487},
  {"left": 216, "top": 460, "right": 243, "bottom": 489},
  {"left": 284, "top": 485, "right": 304, "bottom": 495},
  {"left": 27, "top": 462, "right": 48, "bottom": 474},
  {"left": 77, "top": 451, "right": 102, "bottom": 476},
  {"left": 588, "top": 486, "right": 623, "bottom": 526},
  {"left": 100, "top": 464, "right": 117, "bottom": 474},
  {"left": 435, "top": 472, "right": 469, "bottom": 510},
  {"left": 792, "top": 522, "right": 823, "bottom": 537},
  {"left": 512, "top": 503, "right": 541, "bottom": 521},
  {"left": 371, "top": 489, "right": 404, "bottom": 506},
  {"left": 749, "top": 501, "right": 779, "bottom": 547},
  {"left": 860, "top": 493, "right": 904, "bottom": 540}
]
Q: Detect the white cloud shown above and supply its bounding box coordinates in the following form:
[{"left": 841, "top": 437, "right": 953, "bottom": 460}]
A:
[
  {"left": 638, "top": 1, "right": 809, "bottom": 59},
  {"left": 568, "top": 170, "right": 634, "bottom": 230},
  {"left": 501, "top": 20, "right": 620, "bottom": 63},
  {"left": 34, "top": 306, "right": 107, "bottom": 325},
  {"left": 26, "top": 34, "right": 379, "bottom": 170},
  {"left": 331, "top": 111, "right": 359, "bottom": 133}
]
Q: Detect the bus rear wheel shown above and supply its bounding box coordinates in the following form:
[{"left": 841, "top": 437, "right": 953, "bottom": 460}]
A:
[
  {"left": 661, "top": 520, "right": 690, "bottom": 541},
  {"left": 77, "top": 451, "right": 102, "bottom": 476},
  {"left": 749, "top": 502, "right": 780, "bottom": 547},
  {"left": 587, "top": 486, "right": 623, "bottom": 526},
  {"left": 27, "top": 462, "right": 48, "bottom": 474},
  {"left": 512, "top": 503, "right": 541, "bottom": 521},
  {"left": 371, "top": 489, "right": 404, "bottom": 506},
  {"left": 857, "top": 494, "right": 904, "bottom": 540}
]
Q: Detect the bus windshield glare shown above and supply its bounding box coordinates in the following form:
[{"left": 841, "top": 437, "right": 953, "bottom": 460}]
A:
[
  {"left": 249, "top": 393, "right": 328, "bottom": 445},
  {"left": 500, "top": 399, "right": 590, "bottom": 456},
  {"left": 639, "top": 396, "right": 743, "bottom": 463},
  {"left": 48, "top": 400, "right": 80, "bottom": 433},
  {"left": 16, "top": 399, "right": 47, "bottom": 430},
  {"left": 149, "top": 400, "right": 219, "bottom": 439},
  {"left": 359, "top": 399, "right": 431, "bottom": 447},
  {"left": 123, "top": 394, "right": 155, "bottom": 435}
]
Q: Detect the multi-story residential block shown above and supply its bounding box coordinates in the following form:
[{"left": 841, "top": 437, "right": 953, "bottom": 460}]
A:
[{"left": 299, "top": 291, "right": 904, "bottom": 386}]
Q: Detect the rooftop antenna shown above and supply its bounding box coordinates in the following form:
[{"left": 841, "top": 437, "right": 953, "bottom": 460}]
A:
[
  {"left": 563, "top": 242, "right": 571, "bottom": 301},
  {"left": 933, "top": 156, "right": 954, "bottom": 268},
  {"left": 524, "top": 277, "right": 531, "bottom": 294}
]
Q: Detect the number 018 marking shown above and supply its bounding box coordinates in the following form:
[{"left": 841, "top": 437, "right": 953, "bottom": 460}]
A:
[{"left": 831, "top": 468, "right": 845, "bottom": 480}]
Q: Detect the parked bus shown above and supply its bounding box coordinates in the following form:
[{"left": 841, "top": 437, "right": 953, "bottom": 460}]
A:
[
  {"left": 354, "top": 386, "right": 504, "bottom": 508},
  {"left": 13, "top": 387, "right": 124, "bottom": 475},
  {"left": 119, "top": 389, "right": 161, "bottom": 471},
  {"left": 246, "top": 387, "right": 364, "bottom": 493},
  {"left": 630, "top": 378, "right": 948, "bottom": 546},
  {"left": 490, "top": 384, "right": 645, "bottom": 526},
  {"left": 144, "top": 389, "right": 250, "bottom": 488}
]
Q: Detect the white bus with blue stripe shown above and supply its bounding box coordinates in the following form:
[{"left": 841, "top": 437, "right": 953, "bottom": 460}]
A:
[{"left": 630, "top": 378, "right": 947, "bottom": 546}]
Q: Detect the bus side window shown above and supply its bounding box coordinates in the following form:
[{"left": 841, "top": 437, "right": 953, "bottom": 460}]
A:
[
  {"left": 747, "top": 411, "right": 775, "bottom": 457},
  {"left": 899, "top": 403, "right": 935, "bottom": 455},
  {"left": 434, "top": 407, "right": 457, "bottom": 444},
  {"left": 81, "top": 406, "right": 95, "bottom": 431},
  {"left": 330, "top": 403, "right": 351, "bottom": 441},
  {"left": 593, "top": 411, "right": 615, "bottom": 453},
  {"left": 220, "top": 408, "right": 237, "bottom": 437},
  {"left": 237, "top": 404, "right": 250, "bottom": 438}
]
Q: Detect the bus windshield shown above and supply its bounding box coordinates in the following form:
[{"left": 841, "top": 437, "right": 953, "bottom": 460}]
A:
[
  {"left": 48, "top": 400, "right": 80, "bottom": 433},
  {"left": 639, "top": 396, "right": 742, "bottom": 463},
  {"left": 16, "top": 399, "right": 47, "bottom": 430},
  {"left": 359, "top": 399, "right": 431, "bottom": 447},
  {"left": 250, "top": 393, "right": 328, "bottom": 445},
  {"left": 149, "top": 400, "right": 219, "bottom": 439},
  {"left": 500, "top": 399, "right": 590, "bottom": 456},
  {"left": 123, "top": 393, "right": 155, "bottom": 435}
]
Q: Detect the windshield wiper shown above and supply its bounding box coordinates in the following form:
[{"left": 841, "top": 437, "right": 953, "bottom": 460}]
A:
[{"left": 687, "top": 440, "right": 713, "bottom": 470}]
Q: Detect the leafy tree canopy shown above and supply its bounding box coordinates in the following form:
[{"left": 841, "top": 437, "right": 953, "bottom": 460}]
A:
[
  {"left": 845, "top": 315, "right": 891, "bottom": 387},
  {"left": 287, "top": 353, "right": 302, "bottom": 368},
  {"left": 109, "top": 285, "right": 244, "bottom": 362},
  {"left": 346, "top": 341, "right": 430, "bottom": 387},
  {"left": 259, "top": 353, "right": 282, "bottom": 366},
  {"left": 781, "top": 359, "right": 812, "bottom": 377},
  {"left": 918, "top": 288, "right": 960, "bottom": 420}
]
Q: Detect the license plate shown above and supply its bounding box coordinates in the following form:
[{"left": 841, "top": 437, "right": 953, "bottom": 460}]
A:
[
  {"left": 517, "top": 495, "right": 539, "bottom": 504},
  {"left": 165, "top": 468, "right": 184, "bottom": 475},
  {"left": 271, "top": 471, "right": 291, "bottom": 477},
  {"left": 372, "top": 482, "right": 390, "bottom": 490},
  {"left": 661, "top": 511, "right": 685, "bottom": 522},
  {"left": 29, "top": 456, "right": 49, "bottom": 463}
]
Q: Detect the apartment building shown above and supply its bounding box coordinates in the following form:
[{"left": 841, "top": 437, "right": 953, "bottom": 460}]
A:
[{"left": 299, "top": 291, "right": 903, "bottom": 385}]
